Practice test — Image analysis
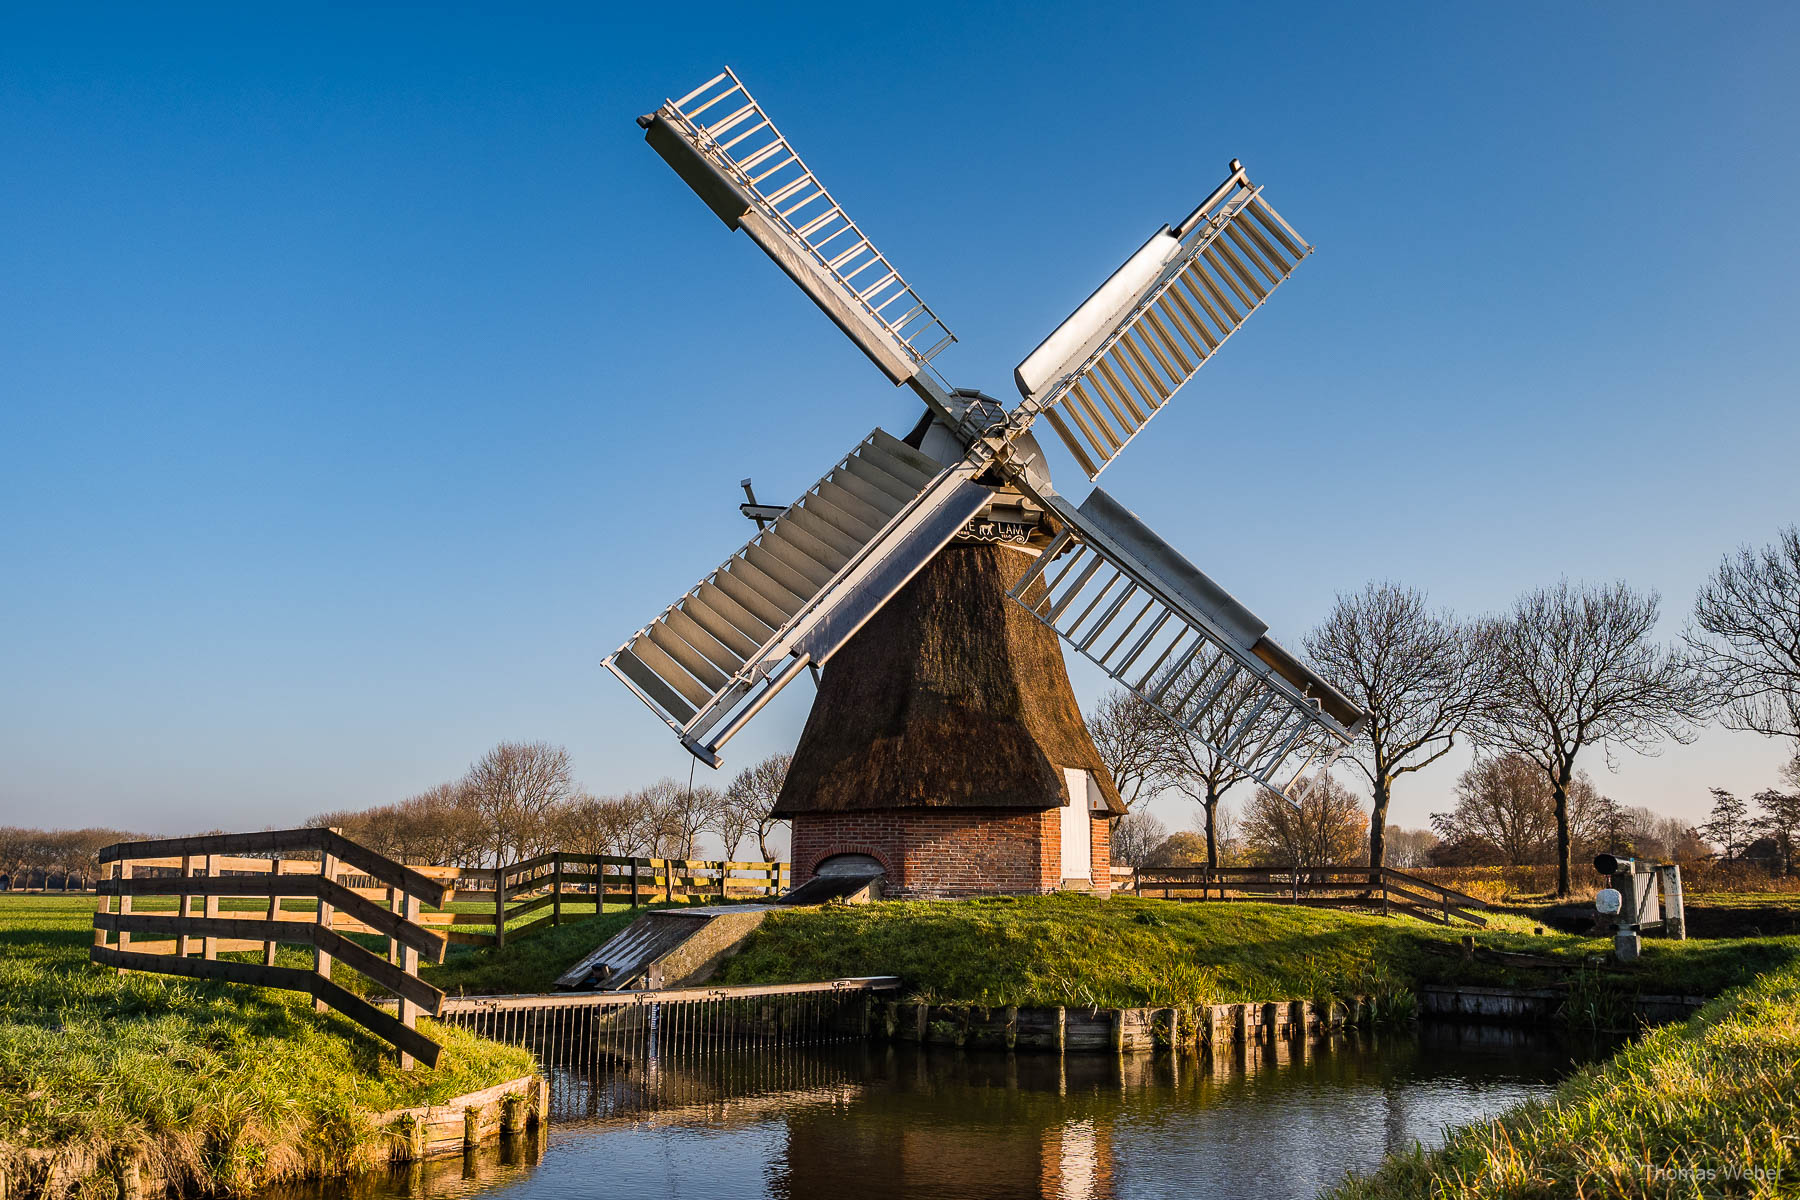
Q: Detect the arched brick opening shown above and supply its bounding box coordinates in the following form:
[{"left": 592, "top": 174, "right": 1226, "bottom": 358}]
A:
[{"left": 802, "top": 842, "right": 895, "bottom": 881}]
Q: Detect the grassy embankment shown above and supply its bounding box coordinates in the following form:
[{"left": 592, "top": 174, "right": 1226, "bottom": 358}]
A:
[
  {"left": 707, "top": 892, "right": 1800, "bottom": 1014},
  {"left": 1323, "top": 957, "right": 1800, "bottom": 1198},
  {"left": 0, "top": 893, "right": 637, "bottom": 1196}
]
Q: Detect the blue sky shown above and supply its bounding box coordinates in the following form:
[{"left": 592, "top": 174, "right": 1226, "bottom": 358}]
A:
[{"left": 3, "top": 3, "right": 1796, "bottom": 844}]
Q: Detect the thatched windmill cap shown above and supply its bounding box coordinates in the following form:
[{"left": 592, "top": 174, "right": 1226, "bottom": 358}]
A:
[{"left": 773, "top": 542, "right": 1126, "bottom": 816}]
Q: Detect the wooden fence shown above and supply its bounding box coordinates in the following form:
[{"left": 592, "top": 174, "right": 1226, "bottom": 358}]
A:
[
  {"left": 1115, "top": 863, "right": 1490, "bottom": 927},
  {"left": 91, "top": 828, "right": 451, "bottom": 1067},
  {"left": 452, "top": 853, "right": 792, "bottom": 949}
]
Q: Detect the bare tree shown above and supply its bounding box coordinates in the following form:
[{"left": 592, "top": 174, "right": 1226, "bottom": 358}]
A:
[
  {"left": 1145, "top": 829, "right": 1209, "bottom": 867},
  {"left": 1434, "top": 754, "right": 1559, "bottom": 865},
  {"left": 1382, "top": 826, "right": 1440, "bottom": 870},
  {"left": 1478, "top": 581, "right": 1706, "bottom": 895},
  {"left": 1110, "top": 809, "right": 1168, "bottom": 868},
  {"left": 550, "top": 793, "right": 646, "bottom": 861},
  {"left": 1156, "top": 669, "right": 1263, "bottom": 870},
  {"left": 1431, "top": 755, "right": 1610, "bottom": 866},
  {"left": 1305, "top": 582, "right": 1489, "bottom": 877},
  {"left": 1242, "top": 773, "right": 1368, "bottom": 871},
  {"left": 1087, "top": 689, "right": 1168, "bottom": 810},
  {"left": 1212, "top": 803, "right": 1243, "bottom": 865},
  {"left": 637, "top": 777, "right": 722, "bottom": 860},
  {"left": 1689, "top": 527, "right": 1800, "bottom": 752},
  {"left": 1753, "top": 788, "right": 1800, "bottom": 877},
  {"left": 719, "top": 752, "right": 792, "bottom": 861},
  {"left": 464, "top": 741, "right": 576, "bottom": 868},
  {"left": 0, "top": 827, "right": 30, "bottom": 890}
]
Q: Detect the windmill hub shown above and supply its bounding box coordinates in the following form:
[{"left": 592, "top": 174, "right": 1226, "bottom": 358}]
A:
[{"left": 607, "top": 68, "right": 1367, "bottom": 898}]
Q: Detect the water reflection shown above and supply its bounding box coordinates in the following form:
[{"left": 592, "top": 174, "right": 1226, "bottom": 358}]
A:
[{"left": 266, "top": 1024, "right": 1608, "bottom": 1200}]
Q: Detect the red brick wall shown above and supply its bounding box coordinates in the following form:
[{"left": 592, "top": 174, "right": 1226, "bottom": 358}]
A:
[
  {"left": 1091, "top": 810, "right": 1111, "bottom": 895},
  {"left": 791, "top": 807, "right": 1113, "bottom": 900}
]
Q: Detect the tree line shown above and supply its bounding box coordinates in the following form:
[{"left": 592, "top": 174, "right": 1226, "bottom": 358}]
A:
[
  {"left": 1096, "top": 524, "right": 1800, "bottom": 897},
  {"left": 0, "top": 826, "right": 142, "bottom": 890},
  {"left": 0, "top": 745, "right": 797, "bottom": 885},
  {"left": 311, "top": 742, "right": 795, "bottom": 869}
]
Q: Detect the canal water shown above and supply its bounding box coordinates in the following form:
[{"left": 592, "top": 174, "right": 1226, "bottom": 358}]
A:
[{"left": 271, "top": 1024, "right": 1605, "bottom": 1200}]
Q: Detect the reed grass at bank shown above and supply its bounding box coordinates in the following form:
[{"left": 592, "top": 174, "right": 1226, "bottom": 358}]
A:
[
  {"left": 1322, "top": 958, "right": 1800, "bottom": 1199},
  {"left": 0, "top": 896, "right": 533, "bottom": 1197}
]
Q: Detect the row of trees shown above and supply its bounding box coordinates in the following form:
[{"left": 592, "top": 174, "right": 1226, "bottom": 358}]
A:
[
  {"left": 1092, "top": 524, "right": 1800, "bottom": 896},
  {"left": 312, "top": 742, "right": 795, "bottom": 870},
  {"left": 1114, "top": 751, "right": 1712, "bottom": 877},
  {"left": 0, "top": 826, "right": 142, "bottom": 890},
  {"left": 1698, "top": 757, "right": 1800, "bottom": 875},
  {"left": 0, "top": 745, "right": 797, "bottom": 885},
  {"left": 1428, "top": 752, "right": 1708, "bottom": 866}
]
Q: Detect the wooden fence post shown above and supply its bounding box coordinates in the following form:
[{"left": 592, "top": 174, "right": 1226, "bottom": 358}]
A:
[
  {"left": 494, "top": 863, "right": 508, "bottom": 950},
  {"left": 94, "top": 862, "right": 114, "bottom": 957},
  {"left": 629, "top": 858, "right": 640, "bottom": 908},
  {"left": 202, "top": 854, "right": 220, "bottom": 960},
  {"left": 178, "top": 855, "right": 196, "bottom": 957},
  {"left": 662, "top": 858, "right": 673, "bottom": 904},
  {"left": 265, "top": 856, "right": 283, "bottom": 966},
  {"left": 398, "top": 891, "right": 420, "bottom": 1069},
  {"left": 314, "top": 845, "right": 338, "bottom": 1011},
  {"left": 551, "top": 855, "right": 563, "bottom": 928},
  {"left": 386, "top": 885, "right": 400, "bottom": 965},
  {"left": 117, "top": 861, "right": 133, "bottom": 969}
]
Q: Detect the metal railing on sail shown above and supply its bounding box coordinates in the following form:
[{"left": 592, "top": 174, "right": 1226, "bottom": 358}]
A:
[{"left": 665, "top": 68, "right": 956, "bottom": 367}]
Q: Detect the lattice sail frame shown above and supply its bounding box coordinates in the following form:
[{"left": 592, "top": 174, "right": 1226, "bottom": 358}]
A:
[
  {"left": 1009, "top": 490, "right": 1361, "bottom": 799},
  {"left": 1009, "top": 167, "right": 1314, "bottom": 479},
  {"left": 649, "top": 69, "right": 956, "bottom": 390}
]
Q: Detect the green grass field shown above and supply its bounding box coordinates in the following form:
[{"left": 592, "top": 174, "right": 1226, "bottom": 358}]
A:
[
  {"left": 711, "top": 893, "right": 1800, "bottom": 1012},
  {"left": 10, "top": 889, "right": 1799, "bottom": 1198},
  {"left": 0, "top": 894, "right": 541, "bottom": 1197}
]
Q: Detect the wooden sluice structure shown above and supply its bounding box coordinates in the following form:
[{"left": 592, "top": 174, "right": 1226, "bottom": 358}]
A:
[{"left": 436, "top": 977, "right": 901, "bottom": 1120}]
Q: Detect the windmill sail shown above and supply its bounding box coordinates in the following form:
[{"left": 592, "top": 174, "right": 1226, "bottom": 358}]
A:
[
  {"left": 1012, "top": 164, "right": 1312, "bottom": 479},
  {"left": 642, "top": 68, "right": 956, "bottom": 389},
  {"left": 607, "top": 429, "right": 988, "bottom": 766},
  {"left": 1007, "top": 487, "right": 1361, "bottom": 799}
]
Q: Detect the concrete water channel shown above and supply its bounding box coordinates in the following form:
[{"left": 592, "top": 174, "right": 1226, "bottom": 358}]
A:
[{"left": 257, "top": 1007, "right": 1615, "bottom": 1200}]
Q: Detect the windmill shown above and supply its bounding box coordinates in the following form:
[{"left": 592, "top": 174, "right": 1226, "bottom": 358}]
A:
[{"left": 606, "top": 69, "right": 1366, "bottom": 892}]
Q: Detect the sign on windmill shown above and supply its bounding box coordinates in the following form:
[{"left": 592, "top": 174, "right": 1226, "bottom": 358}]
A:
[{"left": 605, "top": 68, "right": 1365, "bottom": 895}]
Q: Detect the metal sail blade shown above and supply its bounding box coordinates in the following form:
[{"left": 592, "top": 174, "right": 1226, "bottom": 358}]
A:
[
  {"left": 606, "top": 429, "right": 988, "bottom": 767},
  {"left": 1008, "top": 487, "right": 1362, "bottom": 802},
  {"left": 641, "top": 68, "right": 956, "bottom": 391},
  {"left": 1011, "top": 162, "right": 1312, "bottom": 479}
]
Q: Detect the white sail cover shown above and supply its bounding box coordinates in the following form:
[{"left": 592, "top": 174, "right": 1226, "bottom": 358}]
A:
[
  {"left": 1008, "top": 488, "right": 1361, "bottom": 800},
  {"left": 607, "top": 429, "right": 988, "bottom": 765},
  {"left": 1014, "top": 169, "right": 1312, "bottom": 479}
]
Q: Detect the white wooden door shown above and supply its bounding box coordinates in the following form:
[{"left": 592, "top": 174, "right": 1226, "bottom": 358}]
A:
[{"left": 1059, "top": 768, "right": 1093, "bottom": 885}]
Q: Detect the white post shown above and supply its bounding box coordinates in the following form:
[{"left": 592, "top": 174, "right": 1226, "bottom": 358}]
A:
[{"left": 1660, "top": 864, "right": 1687, "bottom": 940}]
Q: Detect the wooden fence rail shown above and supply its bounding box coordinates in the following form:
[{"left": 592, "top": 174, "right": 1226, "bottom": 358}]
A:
[
  {"left": 1114, "top": 863, "right": 1490, "bottom": 927},
  {"left": 92, "top": 827, "right": 450, "bottom": 1067},
  {"left": 455, "top": 853, "right": 791, "bottom": 950}
]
